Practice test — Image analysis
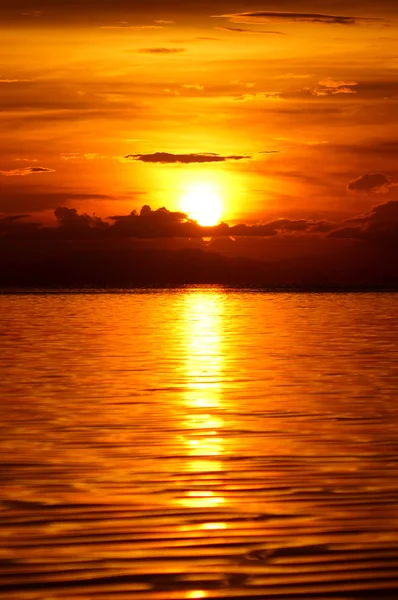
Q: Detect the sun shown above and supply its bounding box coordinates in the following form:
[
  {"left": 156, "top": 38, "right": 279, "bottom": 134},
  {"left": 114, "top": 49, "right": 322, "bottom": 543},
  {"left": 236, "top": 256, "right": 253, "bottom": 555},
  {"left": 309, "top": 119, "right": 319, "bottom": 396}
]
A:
[{"left": 180, "top": 182, "right": 223, "bottom": 226}]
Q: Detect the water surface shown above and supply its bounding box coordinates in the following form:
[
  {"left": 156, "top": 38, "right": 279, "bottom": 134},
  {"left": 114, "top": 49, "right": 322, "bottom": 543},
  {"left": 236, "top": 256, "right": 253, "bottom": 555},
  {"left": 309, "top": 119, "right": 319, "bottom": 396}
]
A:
[{"left": 1, "top": 289, "right": 398, "bottom": 599}]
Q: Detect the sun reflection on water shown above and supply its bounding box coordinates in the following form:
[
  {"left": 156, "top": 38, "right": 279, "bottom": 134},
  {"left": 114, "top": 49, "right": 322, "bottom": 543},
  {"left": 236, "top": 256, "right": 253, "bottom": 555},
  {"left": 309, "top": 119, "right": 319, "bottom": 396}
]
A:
[{"left": 177, "top": 291, "right": 226, "bottom": 509}]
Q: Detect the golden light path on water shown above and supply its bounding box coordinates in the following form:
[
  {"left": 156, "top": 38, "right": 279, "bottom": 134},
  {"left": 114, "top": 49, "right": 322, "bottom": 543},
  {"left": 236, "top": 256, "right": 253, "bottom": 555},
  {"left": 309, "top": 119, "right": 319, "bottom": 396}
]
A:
[
  {"left": 179, "top": 292, "right": 226, "bottom": 512},
  {"left": 178, "top": 292, "right": 227, "bottom": 599},
  {"left": 1, "top": 290, "right": 398, "bottom": 599}
]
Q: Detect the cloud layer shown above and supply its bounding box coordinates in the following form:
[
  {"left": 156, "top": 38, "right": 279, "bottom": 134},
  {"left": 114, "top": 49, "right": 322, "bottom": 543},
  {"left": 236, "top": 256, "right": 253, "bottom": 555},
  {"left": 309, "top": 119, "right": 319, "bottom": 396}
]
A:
[
  {"left": 0, "top": 166, "right": 55, "bottom": 177},
  {"left": 310, "top": 78, "right": 358, "bottom": 96},
  {"left": 124, "top": 152, "right": 251, "bottom": 163},
  {"left": 330, "top": 200, "right": 398, "bottom": 241},
  {"left": 137, "top": 47, "right": 185, "bottom": 54},
  {"left": 216, "top": 11, "right": 384, "bottom": 25},
  {"left": 215, "top": 27, "right": 285, "bottom": 35},
  {"left": 2, "top": 199, "right": 395, "bottom": 242},
  {"left": 1, "top": 200, "right": 397, "bottom": 288}
]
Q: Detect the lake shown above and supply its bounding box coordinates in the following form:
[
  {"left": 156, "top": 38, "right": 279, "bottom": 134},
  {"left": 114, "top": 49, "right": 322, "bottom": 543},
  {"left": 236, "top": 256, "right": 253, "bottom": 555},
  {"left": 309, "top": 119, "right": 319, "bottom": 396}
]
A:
[{"left": 1, "top": 289, "right": 398, "bottom": 599}]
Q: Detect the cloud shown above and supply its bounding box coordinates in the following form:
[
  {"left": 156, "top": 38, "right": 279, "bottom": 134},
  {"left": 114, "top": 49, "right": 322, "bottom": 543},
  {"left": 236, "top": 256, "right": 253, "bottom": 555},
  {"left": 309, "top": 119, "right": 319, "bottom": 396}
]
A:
[
  {"left": 84, "top": 153, "right": 106, "bottom": 160},
  {"left": 137, "top": 48, "right": 185, "bottom": 54},
  {"left": 195, "top": 37, "right": 221, "bottom": 41},
  {"left": 2, "top": 199, "right": 398, "bottom": 288},
  {"left": 234, "top": 92, "right": 282, "bottom": 101},
  {"left": 0, "top": 78, "right": 32, "bottom": 83},
  {"left": 181, "top": 84, "right": 204, "bottom": 90},
  {"left": 348, "top": 172, "right": 393, "bottom": 193},
  {"left": 109, "top": 208, "right": 334, "bottom": 239},
  {"left": 0, "top": 214, "right": 42, "bottom": 237},
  {"left": 232, "top": 80, "right": 255, "bottom": 88},
  {"left": 61, "top": 152, "right": 106, "bottom": 161},
  {"left": 0, "top": 215, "right": 30, "bottom": 222},
  {"left": 215, "top": 27, "right": 285, "bottom": 35},
  {"left": 328, "top": 139, "right": 398, "bottom": 157},
  {"left": 215, "top": 11, "right": 384, "bottom": 26},
  {"left": 319, "top": 77, "right": 357, "bottom": 89},
  {"left": 109, "top": 205, "right": 201, "bottom": 238},
  {"left": 14, "top": 158, "right": 38, "bottom": 163},
  {"left": 329, "top": 200, "right": 398, "bottom": 241},
  {"left": 61, "top": 153, "right": 81, "bottom": 160},
  {"left": 154, "top": 20, "right": 175, "bottom": 25},
  {"left": 54, "top": 206, "right": 108, "bottom": 230},
  {"left": 101, "top": 23, "right": 164, "bottom": 30},
  {"left": 275, "top": 74, "right": 312, "bottom": 80},
  {"left": 348, "top": 201, "right": 398, "bottom": 225},
  {"left": 309, "top": 77, "right": 358, "bottom": 96},
  {"left": 1, "top": 204, "right": 336, "bottom": 242},
  {"left": 0, "top": 204, "right": 333, "bottom": 242},
  {"left": 124, "top": 152, "right": 251, "bottom": 164},
  {"left": 229, "top": 218, "right": 335, "bottom": 237},
  {"left": 0, "top": 166, "right": 55, "bottom": 177}
]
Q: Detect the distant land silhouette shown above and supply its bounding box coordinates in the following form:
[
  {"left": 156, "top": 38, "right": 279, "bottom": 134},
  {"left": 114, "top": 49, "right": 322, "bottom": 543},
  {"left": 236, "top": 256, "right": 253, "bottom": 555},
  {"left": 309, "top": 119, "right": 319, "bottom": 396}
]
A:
[{"left": 1, "top": 201, "right": 397, "bottom": 289}]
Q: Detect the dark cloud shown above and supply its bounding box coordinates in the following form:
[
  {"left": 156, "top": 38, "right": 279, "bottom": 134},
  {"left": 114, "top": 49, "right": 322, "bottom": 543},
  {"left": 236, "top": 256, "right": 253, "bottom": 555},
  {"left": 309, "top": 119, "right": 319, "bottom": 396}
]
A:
[
  {"left": 0, "top": 214, "right": 29, "bottom": 222},
  {"left": 1, "top": 201, "right": 398, "bottom": 288},
  {"left": 215, "top": 26, "right": 285, "bottom": 35},
  {"left": 101, "top": 24, "right": 165, "bottom": 30},
  {"left": 54, "top": 206, "right": 108, "bottom": 230},
  {"left": 0, "top": 213, "right": 43, "bottom": 237},
  {"left": 0, "top": 166, "right": 55, "bottom": 177},
  {"left": 137, "top": 47, "right": 185, "bottom": 54},
  {"left": 328, "top": 226, "right": 362, "bottom": 239},
  {"left": 311, "top": 139, "right": 398, "bottom": 159},
  {"left": 108, "top": 207, "right": 333, "bottom": 239},
  {"left": 109, "top": 205, "right": 212, "bottom": 238},
  {"left": 216, "top": 11, "right": 385, "bottom": 25},
  {"left": 348, "top": 199, "right": 398, "bottom": 226},
  {"left": 1, "top": 1, "right": 396, "bottom": 27},
  {"left": 229, "top": 218, "right": 335, "bottom": 237},
  {"left": 347, "top": 172, "right": 392, "bottom": 193},
  {"left": 329, "top": 200, "right": 398, "bottom": 241},
  {"left": 0, "top": 204, "right": 334, "bottom": 241},
  {"left": 125, "top": 152, "right": 251, "bottom": 164}
]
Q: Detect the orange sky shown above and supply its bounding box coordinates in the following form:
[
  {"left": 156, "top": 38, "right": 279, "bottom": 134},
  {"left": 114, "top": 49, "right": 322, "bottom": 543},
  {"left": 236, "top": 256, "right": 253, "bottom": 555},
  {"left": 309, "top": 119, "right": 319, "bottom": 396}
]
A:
[{"left": 1, "top": 0, "right": 398, "bottom": 225}]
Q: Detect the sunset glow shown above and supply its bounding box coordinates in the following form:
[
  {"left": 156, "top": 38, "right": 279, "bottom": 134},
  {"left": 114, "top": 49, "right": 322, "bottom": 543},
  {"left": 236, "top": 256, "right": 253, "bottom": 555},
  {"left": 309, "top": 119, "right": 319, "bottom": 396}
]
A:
[
  {"left": 1, "top": 0, "right": 398, "bottom": 593},
  {"left": 1, "top": 0, "right": 398, "bottom": 286}
]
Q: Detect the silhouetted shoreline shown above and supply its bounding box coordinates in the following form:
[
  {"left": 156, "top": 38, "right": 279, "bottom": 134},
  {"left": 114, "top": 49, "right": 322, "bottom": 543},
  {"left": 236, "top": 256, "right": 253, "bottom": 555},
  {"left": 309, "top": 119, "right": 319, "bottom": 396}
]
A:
[{"left": 1, "top": 285, "right": 398, "bottom": 293}]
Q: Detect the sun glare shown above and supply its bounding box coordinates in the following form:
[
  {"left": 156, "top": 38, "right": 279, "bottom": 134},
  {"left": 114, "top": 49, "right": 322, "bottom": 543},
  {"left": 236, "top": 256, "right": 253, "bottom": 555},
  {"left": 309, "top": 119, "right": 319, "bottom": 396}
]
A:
[{"left": 181, "top": 182, "right": 223, "bottom": 226}]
